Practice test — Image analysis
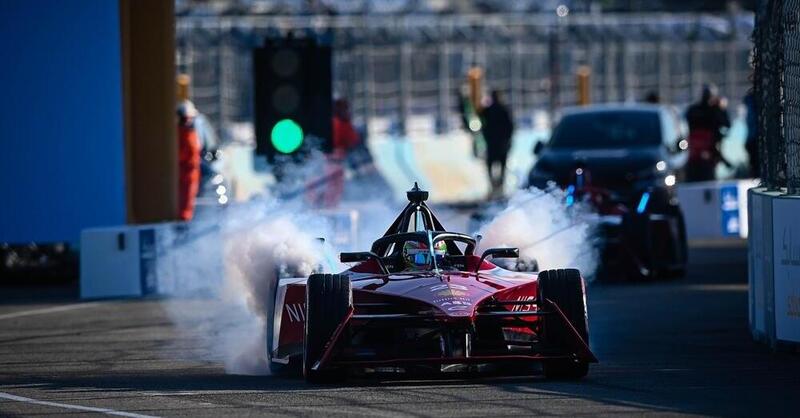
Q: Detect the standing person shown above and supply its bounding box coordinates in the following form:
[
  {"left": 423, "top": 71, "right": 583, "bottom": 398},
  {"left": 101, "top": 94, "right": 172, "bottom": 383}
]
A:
[
  {"left": 481, "top": 90, "right": 514, "bottom": 199},
  {"left": 332, "top": 98, "right": 359, "bottom": 159},
  {"left": 644, "top": 91, "right": 660, "bottom": 104},
  {"left": 684, "top": 84, "right": 731, "bottom": 182},
  {"left": 309, "top": 98, "right": 360, "bottom": 208},
  {"left": 177, "top": 100, "right": 201, "bottom": 221},
  {"left": 744, "top": 91, "right": 759, "bottom": 178}
]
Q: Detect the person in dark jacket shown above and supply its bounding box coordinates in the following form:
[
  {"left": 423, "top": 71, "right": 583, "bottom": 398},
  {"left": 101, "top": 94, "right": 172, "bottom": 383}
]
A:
[
  {"left": 481, "top": 90, "right": 514, "bottom": 198},
  {"left": 684, "top": 84, "right": 731, "bottom": 182}
]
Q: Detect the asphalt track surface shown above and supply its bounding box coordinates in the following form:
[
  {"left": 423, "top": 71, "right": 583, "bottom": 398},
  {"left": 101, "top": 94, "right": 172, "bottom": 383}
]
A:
[{"left": 1, "top": 245, "right": 799, "bottom": 417}]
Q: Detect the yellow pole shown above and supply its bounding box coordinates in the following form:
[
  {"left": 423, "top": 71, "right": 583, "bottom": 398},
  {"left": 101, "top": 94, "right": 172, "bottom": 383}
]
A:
[
  {"left": 177, "top": 74, "right": 190, "bottom": 101},
  {"left": 467, "top": 66, "right": 483, "bottom": 113},
  {"left": 577, "top": 65, "right": 591, "bottom": 106}
]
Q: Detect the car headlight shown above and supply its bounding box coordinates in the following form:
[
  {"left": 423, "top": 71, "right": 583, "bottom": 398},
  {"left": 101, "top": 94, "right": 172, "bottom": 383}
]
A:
[
  {"left": 637, "top": 161, "right": 668, "bottom": 178},
  {"left": 664, "top": 174, "right": 676, "bottom": 187}
]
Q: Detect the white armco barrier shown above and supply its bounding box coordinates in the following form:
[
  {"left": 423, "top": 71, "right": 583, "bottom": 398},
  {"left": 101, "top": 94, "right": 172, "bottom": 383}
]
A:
[
  {"left": 748, "top": 188, "right": 800, "bottom": 349},
  {"left": 676, "top": 179, "right": 759, "bottom": 241}
]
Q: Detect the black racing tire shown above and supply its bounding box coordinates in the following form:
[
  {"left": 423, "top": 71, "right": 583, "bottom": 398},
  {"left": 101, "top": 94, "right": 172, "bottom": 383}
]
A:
[
  {"left": 303, "top": 273, "right": 351, "bottom": 383},
  {"left": 665, "top": 209, "right": 689, "bottom": 279},
  {"left": 649, "top": 207, "right": 688, "bottom": 280},
  {"left": 538, "top": 269, "right": 590, "bottom": 379}
]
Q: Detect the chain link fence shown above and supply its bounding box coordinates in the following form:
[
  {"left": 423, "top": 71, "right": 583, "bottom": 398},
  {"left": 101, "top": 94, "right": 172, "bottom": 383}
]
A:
[
  {"left": 782, "top": 0, "right": 800, "bottom": 193},
  {"left": 177, "top": 12, "right": 754, "bottom": 137},
  {"left": 754, "top": 0, "right": 799, "bottom": 192}
]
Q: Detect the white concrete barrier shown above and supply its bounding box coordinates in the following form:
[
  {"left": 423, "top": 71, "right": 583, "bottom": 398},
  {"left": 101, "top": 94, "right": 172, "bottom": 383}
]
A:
[
  {"left": 676, "top": 179, "right": 759, "bottom": 241},
  {"left": 748, "top": 188, "right": 800, "bottom": 349},
  {"left": 80, "top": 221, "right": 225, "bottom": 299},
  {"left": 80, "top": 209, "right": 360, "bottom": 299},
  {"left": 80, "top": 224, "right": 165, "bottom": 299}
]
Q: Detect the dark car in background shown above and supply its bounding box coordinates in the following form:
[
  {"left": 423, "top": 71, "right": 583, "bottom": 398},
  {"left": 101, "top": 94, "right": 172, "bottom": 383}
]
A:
[{"left": 528, "top": 104, "right": 688, "bottom": 280}]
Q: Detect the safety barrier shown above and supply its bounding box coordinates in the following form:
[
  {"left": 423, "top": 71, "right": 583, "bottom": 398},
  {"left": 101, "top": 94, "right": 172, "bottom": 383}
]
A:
[
  {"left": 675, "top": 179, "right": 759, "bottom": 241},
  {"left": 748, "top": 188, "right": 800, "bottom": 349},
  {"left": 80, "top": 223, "right": 176, "bottom": 299},
  {"left": 80, "top": 209, "right": 359, "bottom": 300}
]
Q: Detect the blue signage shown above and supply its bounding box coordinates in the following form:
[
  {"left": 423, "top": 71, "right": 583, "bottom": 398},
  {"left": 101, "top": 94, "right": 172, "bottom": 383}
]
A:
[
  {"left": 720, "top": 185, "right": 740, "bottom": 237},
  {"left": 139, "top": 229, "right": 158, "bottom": 295}
]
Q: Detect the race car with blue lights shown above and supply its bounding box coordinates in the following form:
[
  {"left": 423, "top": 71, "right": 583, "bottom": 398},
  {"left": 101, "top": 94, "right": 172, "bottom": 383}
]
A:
[
  {"left": 267, "top": 184, "right": 596, "bottom": 382},
  {"left": 528, "top": 104, "right": 688, "bottom": 280}
]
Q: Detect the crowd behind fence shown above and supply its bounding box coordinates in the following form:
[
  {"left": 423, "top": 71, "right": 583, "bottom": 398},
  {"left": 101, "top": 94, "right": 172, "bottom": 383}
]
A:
[{"left": 177, "top": 12, "right": 754, "bottom": 137}]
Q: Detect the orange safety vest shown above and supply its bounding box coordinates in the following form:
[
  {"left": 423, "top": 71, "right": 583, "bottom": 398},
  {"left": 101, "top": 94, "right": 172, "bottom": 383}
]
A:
[{"left": 178, "top": 124, "right": 201, "bottom": 221}]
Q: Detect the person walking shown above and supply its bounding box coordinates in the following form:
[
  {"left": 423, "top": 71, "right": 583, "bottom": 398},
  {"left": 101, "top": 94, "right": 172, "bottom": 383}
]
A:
[
  {"left": 684, "top": 84, "right": 731, "bottom": 182},
  {"left": 481, "top": 90, "right": 514, "bottom": 199}
]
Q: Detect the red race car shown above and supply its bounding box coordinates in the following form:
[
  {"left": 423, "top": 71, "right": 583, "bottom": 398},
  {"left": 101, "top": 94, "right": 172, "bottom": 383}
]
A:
[{"left": 267, "top": 184, "right": 596, "bottom": 382}]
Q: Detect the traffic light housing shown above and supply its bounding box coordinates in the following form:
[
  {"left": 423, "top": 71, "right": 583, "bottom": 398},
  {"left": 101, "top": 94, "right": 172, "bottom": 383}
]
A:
[{"left": 253, "top": 37, "right": 332, "bottom": 162}]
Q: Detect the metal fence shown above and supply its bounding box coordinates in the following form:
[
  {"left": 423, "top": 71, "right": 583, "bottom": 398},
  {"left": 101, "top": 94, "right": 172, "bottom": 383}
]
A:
[
  {"left": 780, "top": 0, "right": 800, "bottom": 193},
  {"left": 753, "top": 0, "right": 799, "bottom": 192},
  {"left": 177, "top": 12, "right": 754, "bottom": 136}
]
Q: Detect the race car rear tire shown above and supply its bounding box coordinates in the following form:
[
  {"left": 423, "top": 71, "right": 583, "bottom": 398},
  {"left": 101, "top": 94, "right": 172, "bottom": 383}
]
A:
[
  {"left": 303, "top": 273, "right": 351, "bottom": 383},
  {"left": 538, "top": 269, "right": 590, "bottom": 379}
]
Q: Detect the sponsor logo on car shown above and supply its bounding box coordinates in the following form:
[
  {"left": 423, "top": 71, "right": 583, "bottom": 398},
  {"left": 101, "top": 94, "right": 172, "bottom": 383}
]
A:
[
  {"left": 510, "top": 296, "right": 536, "bottom": 312},
  {"left": 284, "top": 303, "right": 306, "bottom": 322},
  {"left": 429, "top": 284, "right": 468, "bottom": 292},
  {"left": 436, "top": 289, "right": 467, "bottom": 297}
]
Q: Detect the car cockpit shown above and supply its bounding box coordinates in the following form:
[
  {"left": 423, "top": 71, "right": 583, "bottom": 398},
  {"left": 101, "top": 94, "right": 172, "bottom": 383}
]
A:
[{"left": 340, "top": 183, "right": 518, "bottom": 274}]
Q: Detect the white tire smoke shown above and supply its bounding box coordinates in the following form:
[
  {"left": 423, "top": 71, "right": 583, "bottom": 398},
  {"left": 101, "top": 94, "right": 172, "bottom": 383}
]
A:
[
  {"left": 158, "top": 186, "right": 596, "bottom": 375},
  {"left": 477, "top": 188, "right": 600, "bottom": 278}
]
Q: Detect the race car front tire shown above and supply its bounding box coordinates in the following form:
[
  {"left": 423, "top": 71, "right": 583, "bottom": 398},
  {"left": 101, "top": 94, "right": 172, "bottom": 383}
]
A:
[
  {"left": 303, "top": 273, "right": 351, "bottom": 383},
  {"left": 538, "top": 268, "right": 590, "bottom": 379}
]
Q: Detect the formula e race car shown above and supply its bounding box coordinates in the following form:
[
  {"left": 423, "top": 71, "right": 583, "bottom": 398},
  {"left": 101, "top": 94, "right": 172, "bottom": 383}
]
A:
[{"left": 267, "top": 184, "right": 596, "bottom": 382}]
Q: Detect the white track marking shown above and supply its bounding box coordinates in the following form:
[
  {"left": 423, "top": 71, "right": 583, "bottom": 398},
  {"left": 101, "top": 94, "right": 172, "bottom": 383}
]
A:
[
  {"left": 0, "top": 303, "right": 101, "bottom": 321},
  {"left": 0, "top": 392, "right": 158, "bottom": 418}
]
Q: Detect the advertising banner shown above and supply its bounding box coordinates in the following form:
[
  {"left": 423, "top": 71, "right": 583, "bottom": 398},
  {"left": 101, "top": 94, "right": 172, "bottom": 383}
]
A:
[{"left": 773, "top": 197, "right": 800, "bottom": 343}]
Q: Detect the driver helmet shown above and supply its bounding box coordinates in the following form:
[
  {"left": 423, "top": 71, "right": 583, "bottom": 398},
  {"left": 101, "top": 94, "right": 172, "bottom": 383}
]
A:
[{"left": 403, "top": 240, "right": 447, "bottom": 269}]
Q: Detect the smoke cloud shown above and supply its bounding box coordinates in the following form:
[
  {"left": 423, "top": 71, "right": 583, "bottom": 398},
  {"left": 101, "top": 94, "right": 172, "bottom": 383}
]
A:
[
  {"left": 157, "top": 157, "right": 395, "bottom": 375},
  {"left": 477, "top": 188, "right": 601, "bottom": 279},
  {"left": 157, "top": 179, "right": 596, "bottom": 376},
  {"left": 157, "top": 200, "right": 334, "bottom": 375}
]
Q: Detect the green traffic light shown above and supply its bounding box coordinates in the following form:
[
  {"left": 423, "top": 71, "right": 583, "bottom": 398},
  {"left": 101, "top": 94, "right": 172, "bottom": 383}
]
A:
[{"left": 271, "top": 119, "right": 303, "bottom": 154}]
